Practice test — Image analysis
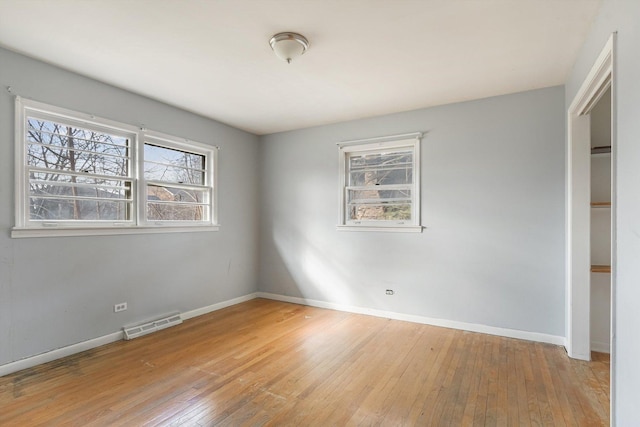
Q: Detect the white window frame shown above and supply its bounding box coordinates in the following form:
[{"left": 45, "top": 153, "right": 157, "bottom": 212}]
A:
[
  {"left": 13, "top": 97, "right": 219, "bottom": 238},
  {"left": 337, "top": 133, "right": 422, "bottom": 233},
  {"left": 139, "top": 131, "right": 217, "bottom": 228}
]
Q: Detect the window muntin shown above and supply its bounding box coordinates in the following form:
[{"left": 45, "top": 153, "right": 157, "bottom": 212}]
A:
[
  {"left": 15, "top": 97, "right": 218, "bottom": 235},
  {"left": 339, "top": 135, "right": 421, "bottom": 231}
]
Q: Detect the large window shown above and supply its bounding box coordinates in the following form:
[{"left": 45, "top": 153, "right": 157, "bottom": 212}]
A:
[
  {"left": 338, "top": 134, "right": 422, "bottom": 232},
  {"left": 14, "top": 97, "right": 218, "bottom": 237}
]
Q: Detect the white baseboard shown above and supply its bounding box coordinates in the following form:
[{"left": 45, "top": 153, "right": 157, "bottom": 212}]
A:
[
  {"left": 591, "top": 341, "right": 611, "bottom": 353},
  {"left": 0, "top": 293, "right": 259, "bottom": 378},
  {"left": 0, "top": 331, "right": 124, "bottom": 378},
  {"left": 182, "top": 293, "right": 257, "bottom": 320},
  {"left": 256, "top": 292, "right": 566, "bottom": 347}
]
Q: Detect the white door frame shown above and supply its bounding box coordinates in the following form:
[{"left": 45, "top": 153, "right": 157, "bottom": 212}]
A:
[{"left": 566, "top": 33, "right": 615, "bottom": 361}]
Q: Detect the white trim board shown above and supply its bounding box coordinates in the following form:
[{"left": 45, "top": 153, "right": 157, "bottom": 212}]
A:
[
  {"left": 566, "top": 33, "right": 616, "bottom": 362},
  {"left": 256, "top": 292, "right": 566, "bottom": 346},
  {"left": 181, "top": 293, "right": 257, "bottom": 320},
  {"left": 0, "top": 293, "right": 258, "bottom": 378},
  {"left": 0, "top": 331, "right": 124, "bottom": 378}
]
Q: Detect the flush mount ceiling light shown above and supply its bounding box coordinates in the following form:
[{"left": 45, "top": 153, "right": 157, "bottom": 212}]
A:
[{"left": 269, "top": 32, "right": 309, "bottom": 64}]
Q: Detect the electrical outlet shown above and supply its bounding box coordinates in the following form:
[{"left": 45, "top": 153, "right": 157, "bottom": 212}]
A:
[
  {"left": 114, "top": 302, "right": 127, "bottom": 313},
  {"left": 385, "top": 289, "right": 395, "bottom": 295}
]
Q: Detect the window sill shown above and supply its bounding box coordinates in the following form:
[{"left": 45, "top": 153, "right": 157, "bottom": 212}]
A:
[
  {"left": 336, "top": 225, "right": 423, "bottom": 233},
  {"left": 11, "top": 225, "right": 220, "bottom": 239}
]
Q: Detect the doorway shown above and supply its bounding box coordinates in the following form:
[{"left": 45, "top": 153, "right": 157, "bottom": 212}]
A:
[
  {"left": 589, "top": 88, "right": 612, "bottom": 354},
  {"left": 566, "top": 34, "right": 615, "bottom": 363}
]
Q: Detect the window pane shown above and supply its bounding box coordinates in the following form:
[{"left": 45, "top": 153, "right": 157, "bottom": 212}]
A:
[
  {"left": 349, "top": 151, "right": 412, "bottom": 170},
  {"left": 30, "top": 173, "right": 130, "bottom": 200},
  {"left": 144, "top": 144, "right": 205, "bottom": 184},
  {"left": 147, "top": 185, "right": 208, "bottom": 204},
  {"left": 348, "top": 151, "right": 412, "bottom": 186},
  {"left": 147, "top": 202, "right": 207, "bottom": 221},
  {"left": 30, "top": 172, "right": 128, "bottom": 187},
  {"left": 27, "top": 118, "right": 129, "bottom": 177},
  {"left": 347, "top": 188, "right": 411, "bottom": 204},
  {"left": 30, "top": 183, "right": 130, "bottom": 200},
  {"left": 27, "top": 119, "right": 128, "bottom": 147},
  {"left": 348, "top": 204, "right": 412, "bottom": 221},
  {"left": 29, "top": 198, "right": 129, "bottom": 220}
]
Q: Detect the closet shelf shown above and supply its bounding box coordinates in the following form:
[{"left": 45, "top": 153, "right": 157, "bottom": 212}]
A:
[
  {"left": 591, "top": 265, "right": 611, "bottom": 273},
  {"left": 591, "top": 202, "right": 611, "bottom": 207},
  {"left": 591, "top": 146, "right": 611, "bottom": 154}
]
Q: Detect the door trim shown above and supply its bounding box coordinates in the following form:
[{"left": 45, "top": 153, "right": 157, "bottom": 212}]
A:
[{"left": 566, "top": 33, "right": 615, "bottom": 361}]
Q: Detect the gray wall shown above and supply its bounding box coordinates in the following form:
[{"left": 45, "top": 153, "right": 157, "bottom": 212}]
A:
[
  {"left": 258, "top": 86, "right": 566, "bottom": 337},
  {"left": 0, "top": 48, "right": 260, "bottom": 366},
  {"left": 565, "top": 0, "right": 640, "bottom": 423}
]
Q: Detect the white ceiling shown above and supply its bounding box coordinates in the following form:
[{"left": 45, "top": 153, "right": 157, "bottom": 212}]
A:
[{"left": 0, "top": 0, "right": 601, "bottom": 135}]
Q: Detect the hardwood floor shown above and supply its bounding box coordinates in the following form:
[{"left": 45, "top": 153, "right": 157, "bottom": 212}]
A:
[{"left": 0, "top": 299, "right": 609, "bottom": 426}]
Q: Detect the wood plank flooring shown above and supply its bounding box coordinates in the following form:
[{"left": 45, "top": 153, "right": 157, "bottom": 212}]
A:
[{"left": 0, "top": 299, "right": 610, "bottom": 426}]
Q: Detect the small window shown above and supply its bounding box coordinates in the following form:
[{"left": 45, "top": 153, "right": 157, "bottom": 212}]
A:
[
  {"left": 143, "top": 135, "right": 214, "bottom": 224},
  {"left": 14, "top": 97, "right": 218, "bottom": 237},
  {"left": 338, "top": 134, "right": 422, "bottom": 232}
]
